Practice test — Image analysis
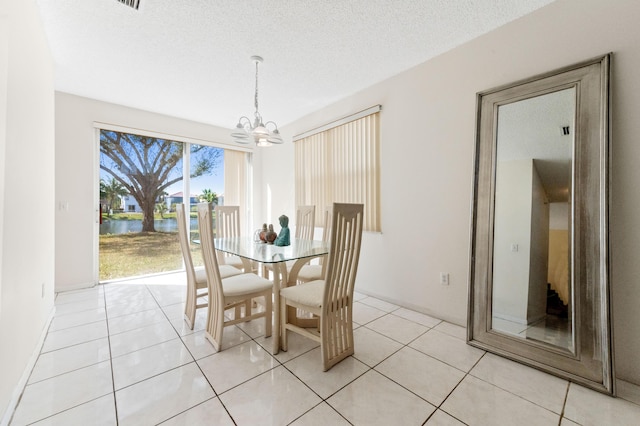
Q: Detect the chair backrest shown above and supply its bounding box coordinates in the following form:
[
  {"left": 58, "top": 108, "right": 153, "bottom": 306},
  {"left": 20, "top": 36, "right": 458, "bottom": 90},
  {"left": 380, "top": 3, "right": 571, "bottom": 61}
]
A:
[
  {"left": 323, "top": 203, "right": 364, "bottom": 309},
  {"left": 320, "top": 206, "right": 333, "bottom": 243},
  {"left": 215, "top": 205, "right": 240, "bottom": 238},
  {"left": 319, "top": 206, "right": 333, "bottom": 270},
  {"left": 196, "top": 203, "right": 225, "bottom": 324},
  {"left": 295, "top": 205, "right": 316, "bottom": 240},
  {"left": 214, "top": 205, "right": 240, "bottom": 264},
  {"left": 176, "top": 204, "right": 197, "bottom": 285}
]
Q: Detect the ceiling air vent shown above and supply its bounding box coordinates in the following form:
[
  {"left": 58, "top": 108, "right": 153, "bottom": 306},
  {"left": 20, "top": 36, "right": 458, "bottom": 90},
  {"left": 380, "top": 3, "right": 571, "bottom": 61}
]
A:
[{"left": 116, "top": 0, "right": 141, "bottom": 10}]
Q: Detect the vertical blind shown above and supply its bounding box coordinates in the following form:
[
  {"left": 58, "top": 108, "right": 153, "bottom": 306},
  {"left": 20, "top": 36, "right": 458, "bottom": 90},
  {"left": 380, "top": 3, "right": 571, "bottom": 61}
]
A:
[{"left": 294, "top": 111, "right": 380, "bottom": 232}]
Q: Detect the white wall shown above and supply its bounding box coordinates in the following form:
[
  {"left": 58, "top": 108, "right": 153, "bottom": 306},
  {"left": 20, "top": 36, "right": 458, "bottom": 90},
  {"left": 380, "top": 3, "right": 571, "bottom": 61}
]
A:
[
  {"left": 549, "top": 202, "right": 569, "bottom": 230},
  {"left": 493, "top": 159, "right": 533, "bottom": 324},
  {"left": 0, "top": 0, "right": 55, "bottom": 420},
  {"left": 261, "top": 0, "right": 640, "bottom": 385},
  {"left": 528, "top": 162, "right": 549, "bottom": 323}
]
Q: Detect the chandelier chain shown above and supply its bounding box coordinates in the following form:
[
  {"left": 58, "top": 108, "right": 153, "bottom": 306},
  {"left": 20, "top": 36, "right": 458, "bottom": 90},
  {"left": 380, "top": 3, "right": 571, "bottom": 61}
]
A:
[{"left": 254, "top": 60, "right": 259, "bottom": 115}]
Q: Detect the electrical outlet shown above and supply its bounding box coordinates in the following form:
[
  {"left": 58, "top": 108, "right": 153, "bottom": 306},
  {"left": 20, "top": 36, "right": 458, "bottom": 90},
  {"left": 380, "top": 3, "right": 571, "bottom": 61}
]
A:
[{"left": 440, "top": 272, "right": 449, "bottom": 286}]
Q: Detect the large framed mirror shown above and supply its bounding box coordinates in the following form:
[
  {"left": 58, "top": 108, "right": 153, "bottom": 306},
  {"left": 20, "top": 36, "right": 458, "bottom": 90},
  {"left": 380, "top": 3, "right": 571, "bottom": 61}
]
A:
[{"left": 468, "top": 54, "right": 614, "bottom": 395}]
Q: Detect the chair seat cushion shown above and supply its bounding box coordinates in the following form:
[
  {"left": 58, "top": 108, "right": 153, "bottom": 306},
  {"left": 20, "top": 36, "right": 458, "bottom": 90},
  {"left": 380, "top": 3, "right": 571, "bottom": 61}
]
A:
[
  {"left": 222, "top": 273, "right": 273, "bottom": 297},
  {"left": 297, "top": 264, "right": 323, "bottom": 282},
  {"left": 280, "top": 280, "right": 324, "bottom": 308},
  {"left": 194, "top": 266, "right": 207, "bottom": 287},
  {"left": 219, "top": 264, "right": 244, "bottom": 279},
  {"left": 224, "top": 255, "right": 244, "bottom": 269},
  {"left": 195, "top": 264, "right": 243, "bottom": 287}
]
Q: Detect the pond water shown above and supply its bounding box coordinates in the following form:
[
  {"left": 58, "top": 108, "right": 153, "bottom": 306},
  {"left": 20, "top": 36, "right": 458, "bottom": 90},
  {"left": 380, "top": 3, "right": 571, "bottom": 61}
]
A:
[{"left": 100, "top": 218, "right": 198, "bottom": 235}]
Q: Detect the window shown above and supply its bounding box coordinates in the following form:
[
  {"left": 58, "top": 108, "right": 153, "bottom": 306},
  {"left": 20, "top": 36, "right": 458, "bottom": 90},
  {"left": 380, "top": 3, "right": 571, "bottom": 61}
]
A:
[{"left": 294, "top": 106, "right": 381, "bottom": 232}]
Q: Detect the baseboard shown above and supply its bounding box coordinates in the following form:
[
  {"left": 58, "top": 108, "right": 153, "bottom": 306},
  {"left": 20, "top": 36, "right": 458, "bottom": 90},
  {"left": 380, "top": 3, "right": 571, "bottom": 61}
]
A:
[
  {"left": 354, "top": 288, "right": 465, "bottom": 326},
  {"left": 55, "top": 280, "right": 99, "bottom": 293},
  {"left": 1, "top": 305, "right": 55, "bottom": 426},
  {"left": 616, "top": 378, "right": 640, "bottom": 405},
  {"left": 492, "top": 312, "right": 529, "bottom": 326}
]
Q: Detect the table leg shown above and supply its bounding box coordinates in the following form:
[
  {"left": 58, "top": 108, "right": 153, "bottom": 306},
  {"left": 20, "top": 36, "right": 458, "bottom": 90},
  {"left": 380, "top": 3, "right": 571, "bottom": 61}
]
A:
[
  {"left": 240, "top": 257, "right": 253, "bottom": 273},
  {"left": 271, "top": 262, "right": 286, "bottom": 354}
]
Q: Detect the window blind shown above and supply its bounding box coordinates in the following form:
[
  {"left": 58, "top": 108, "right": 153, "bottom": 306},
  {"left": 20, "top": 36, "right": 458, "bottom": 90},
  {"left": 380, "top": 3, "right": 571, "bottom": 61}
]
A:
[{"left": 295, "top": 110, "right": 380, "bottom": 232}]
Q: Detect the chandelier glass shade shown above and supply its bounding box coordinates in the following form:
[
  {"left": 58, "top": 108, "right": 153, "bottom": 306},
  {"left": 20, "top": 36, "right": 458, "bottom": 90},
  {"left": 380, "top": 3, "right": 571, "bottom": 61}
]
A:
[{"left": 231, "top": 56, "right": 283, "bottom": 147}]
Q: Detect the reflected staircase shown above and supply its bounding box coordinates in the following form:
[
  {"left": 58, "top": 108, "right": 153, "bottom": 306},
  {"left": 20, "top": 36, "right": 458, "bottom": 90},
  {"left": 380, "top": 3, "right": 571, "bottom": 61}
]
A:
[{"left": 546, "top": 283, "right": 568, "bottom": 318}]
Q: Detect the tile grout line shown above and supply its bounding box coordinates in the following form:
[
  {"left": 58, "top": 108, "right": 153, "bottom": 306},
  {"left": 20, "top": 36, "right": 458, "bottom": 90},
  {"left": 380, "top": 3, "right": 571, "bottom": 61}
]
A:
[
  {"left": 427, "top": 350, "right": 489, "bottom": 425},
  {"left": 368, "top": 332, "right": 467, "bottom": 425},
  {"left": 459, "top": 353, "right": 568, "bottom": 420},
  {"left": 140, "top": 283, "right": 238, "bottom": 424},
  {"left": 273, "top": 309, "right": 463, "bottom": 424},
  {"left": 25, "top": 282, "right": 623, "bottom": 425},
  {"left": 558, "top": 381, "right": 571, "bottom": 425},
  {"left": 286, "top": 401, "right": 353, "bottom": 426},
  {"left": 278, "top": 357, "right": 365, "bottom": 425},
  {"left": 346, "top": 322, "right": 472, "bottom": 425},
  {"left": 12, "top": 289, "right": 116, "bottom": 425},
  {"left": 24, "top": 287, "right": 114, "bottom": 424},
  {"left": 103, "top": 285, "right": 120, "bottom": 426},
  {"left": 6, "top": 299, "right": 56, "bottom": 425},
  {"left": 102, "top": 282, "right": 221, "bottom": 423},
  {"left": 401, "top": 328, "right": 473, "bottom": 375},
  {"left": 166, "top": 286, "right": 269, "bottom": 425},
  {"left": 277, "top": 310, "right": 454, "bottom": 424}
]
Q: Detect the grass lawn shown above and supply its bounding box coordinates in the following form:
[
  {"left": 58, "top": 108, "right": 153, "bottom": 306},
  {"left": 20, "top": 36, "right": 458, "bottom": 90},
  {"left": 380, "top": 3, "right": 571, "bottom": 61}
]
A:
[{"left": 99, "top": 231, "right": 203, "bottom": 281}]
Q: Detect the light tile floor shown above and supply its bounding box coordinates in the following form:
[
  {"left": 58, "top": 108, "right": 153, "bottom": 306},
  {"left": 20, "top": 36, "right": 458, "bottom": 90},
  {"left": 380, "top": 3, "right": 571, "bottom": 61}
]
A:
[{"left": 9, "top": 272, "right": 640, "bottom": 425}]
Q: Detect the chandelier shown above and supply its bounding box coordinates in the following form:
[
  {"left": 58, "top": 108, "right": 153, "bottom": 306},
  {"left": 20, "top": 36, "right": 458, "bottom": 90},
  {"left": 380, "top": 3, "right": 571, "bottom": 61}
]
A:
[{"left": 230, "top": 56, "right": 283, "bottom": 147}]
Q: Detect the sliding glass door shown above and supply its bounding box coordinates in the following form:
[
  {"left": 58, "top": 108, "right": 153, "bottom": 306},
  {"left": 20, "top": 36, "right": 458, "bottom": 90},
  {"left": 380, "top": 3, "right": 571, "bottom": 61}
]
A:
[{"left": 98, "top": 130, "right": 226, "bottom": 281}]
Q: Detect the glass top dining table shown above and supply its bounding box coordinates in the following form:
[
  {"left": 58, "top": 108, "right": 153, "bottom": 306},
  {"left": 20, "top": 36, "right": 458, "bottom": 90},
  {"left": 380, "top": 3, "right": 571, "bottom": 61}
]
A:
[
  {"left": 214, "top": 236, "right": 328, "bottom": 265},
  {"left": 213, "top": 236, "right": 329, "bottom": 353}
]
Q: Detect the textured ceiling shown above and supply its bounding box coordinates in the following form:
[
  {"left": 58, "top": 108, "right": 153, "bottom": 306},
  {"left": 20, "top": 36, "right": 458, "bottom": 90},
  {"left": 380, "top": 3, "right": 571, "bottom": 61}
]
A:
[{"left": 35, "top": 0, "right": 556, "bottom": 130}]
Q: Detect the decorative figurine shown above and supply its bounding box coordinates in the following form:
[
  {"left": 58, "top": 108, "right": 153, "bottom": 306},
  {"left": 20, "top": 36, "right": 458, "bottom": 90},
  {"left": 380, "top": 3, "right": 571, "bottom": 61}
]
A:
[
  {"left": 265, "top": 224, "right": 277, "bottom": 244},
  {"left": 274, "top": 214, "right": 291, "bottom": 246},
  {"left": 259, "top": 223, "right": 268, "bottom": 242}
]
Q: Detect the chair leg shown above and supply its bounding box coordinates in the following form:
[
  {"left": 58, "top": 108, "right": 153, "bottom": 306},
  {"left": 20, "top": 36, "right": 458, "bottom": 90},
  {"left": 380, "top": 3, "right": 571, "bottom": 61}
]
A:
[
  {"left": 206, "top": 305, "right": 225, "bottom": 352},
  {"left": 320, "top": 313, "right": 355, "bottom": 371},
  {"left": 183, "top": 309, "right": 195, "bottom": 330},
  {"left": 184, "top": 279, "right": 196, "bottom": 330},
  {"left": 264, "top": 292, "right": 272, "bottom": 338},
  {"left": 280, "top": 295, "right": 288, "bottom": 351},
  {"left": 245, "top": 298, "right": 253, "bottom": 316}
]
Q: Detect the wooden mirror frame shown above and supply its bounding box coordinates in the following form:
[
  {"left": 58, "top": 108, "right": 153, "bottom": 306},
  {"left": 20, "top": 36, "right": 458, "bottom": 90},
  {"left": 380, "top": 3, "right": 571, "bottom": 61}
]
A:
[{"left": 467, "top": 54, "right": 614, "bottom": 395}]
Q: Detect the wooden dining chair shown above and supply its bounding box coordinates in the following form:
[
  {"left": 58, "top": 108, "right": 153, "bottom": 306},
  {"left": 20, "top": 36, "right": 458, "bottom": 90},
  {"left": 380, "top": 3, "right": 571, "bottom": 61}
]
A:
[
  {"left": 176, "top": 204, "right": 242, "bottom": 329},
  {"left": 289, "top": 206, "right": 332, "bottom": 284},
  {"left": 197, "top": 202, "right": 273, "bottom": 351},
  {"left": 279, "top": 203, "right": 364, "bottom": 371},
  {"left": 295, "top": 205, "right": 316, "bottom": 240},
  {"left": 264, "top": 205, "right": 316, "bottom": 279},
  {"left": 214, "top": 205, "right": 246, "bottom": 271}
]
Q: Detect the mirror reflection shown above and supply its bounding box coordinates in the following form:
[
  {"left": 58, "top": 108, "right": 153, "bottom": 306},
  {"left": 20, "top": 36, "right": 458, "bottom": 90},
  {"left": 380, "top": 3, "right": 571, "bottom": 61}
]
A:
[{"left": 491, "top": 87, "right": 575, "bottom": 352}]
